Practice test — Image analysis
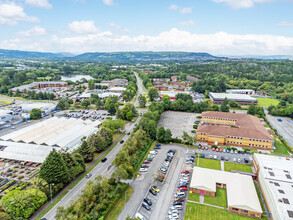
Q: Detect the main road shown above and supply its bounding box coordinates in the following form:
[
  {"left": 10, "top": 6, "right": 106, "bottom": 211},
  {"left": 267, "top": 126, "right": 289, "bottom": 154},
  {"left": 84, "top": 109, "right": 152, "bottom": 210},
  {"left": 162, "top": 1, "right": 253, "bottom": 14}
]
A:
[
  {"left": 41, "top": 109, "right": 147, "bottom": 220},
  {"left": 134, "top": 72, "right": 146, "bottom": 106}
]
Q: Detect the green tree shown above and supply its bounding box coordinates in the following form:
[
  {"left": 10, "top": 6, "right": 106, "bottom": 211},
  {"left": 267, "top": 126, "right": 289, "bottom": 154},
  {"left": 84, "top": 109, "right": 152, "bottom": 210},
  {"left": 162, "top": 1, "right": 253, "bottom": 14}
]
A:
[
  {"left": 30, "top": 108, "right": 42, "bottom": 119},
  {"left": 111, "top": 166, "right": 128, "bottom": 183},
  {"left": 67, "top": 99, "right": 73, "bottom": 105},
  {"left": 77, "top": 141, "right": 94, "bottom": 162},
  {"left": 107, "top": 103, "right": 116, "bottom": 115},
  {"left": 57, "top": 99, "right": 68, "bottom": 110},
  {"left": 126, "top": 111, "right": 134, "bottom": 120},
  {"left": 229, "top": 99, "right": 240, "bottom": 108},
  {"left": 138, "top": 94, "right": 147, "bottom": 108},
  {"left": 148, "top": 87, "right": 159, "bottom": 102},
  {"left": 156, "top": 126, "right": 165, "bottom": 142},
  {"left": 39, "top": 149, "right": 70, "bottom": 184},
  {"left": 81, "top": 99, "right": 90, "bottom": 108},
  {"left": 164, "top": 128, "right": 172, "bottom": 143},
  {"left": 220, "top": 98, "right": 230, "bottom": 112},
  {"left": 247, "top": 103, "right": 256, "bottom": 115},
  {"left": 162, "top": 95, "right": 172, "bottom": 110}
]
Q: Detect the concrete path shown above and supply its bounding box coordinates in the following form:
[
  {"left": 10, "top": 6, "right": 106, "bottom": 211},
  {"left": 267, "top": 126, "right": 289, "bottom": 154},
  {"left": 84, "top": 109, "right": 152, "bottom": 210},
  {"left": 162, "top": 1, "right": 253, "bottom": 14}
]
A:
[
  {"left": 199, "top": 195, "right": 204, "bottom": 204},
  {"left": 221, "top": 161, "right": 225, "bottom": 171},
  {"left": 188, "top": 200, "right": 227, "bottom": 210}
]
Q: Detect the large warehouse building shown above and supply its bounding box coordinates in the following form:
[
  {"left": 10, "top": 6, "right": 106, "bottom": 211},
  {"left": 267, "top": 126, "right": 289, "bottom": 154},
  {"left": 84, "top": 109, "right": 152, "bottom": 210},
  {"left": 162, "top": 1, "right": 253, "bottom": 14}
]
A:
[
  {"left": 253, "top": 154, "right": 293, "bottom": 220},
  {"left": 0, "top": 117, "right": 101, "bottom": 163},
  {"left": 197, "top": 111, "right": 274, "bottom": 150},
  {"left": 190, "top": 167, "right": 263, "bottom": 219},
  {"left": 209, "top": 92, "right": 258, "bottom": 105}
]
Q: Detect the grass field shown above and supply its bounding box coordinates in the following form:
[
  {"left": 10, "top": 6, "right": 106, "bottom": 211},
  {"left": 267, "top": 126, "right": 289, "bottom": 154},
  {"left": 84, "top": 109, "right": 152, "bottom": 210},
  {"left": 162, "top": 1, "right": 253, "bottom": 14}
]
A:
[
  {"left": 0, "top": 99, "right": 13, "bottom": 105},
  {"left": 195, "top": 158, "right": 221, "bottom": 170},
  {"left": 256, "top": 98, "right": 279, "bottom": 107},
  {"left": 204, "top": 188, "right": 227, "bottom": 208},
  {"left": 105, "top": 186, "right": 134, "bottom": 220},
  {"left": 272, "top": 139, "right": 290, "bottom": 156},
  {"left": 188, "top": 192, "right": 200, "bottom": 202},
  {"left": 184, "top": 202, "right": 267, "bottom": 220},
  {"left": 224, "top": 162, "right": 252, "bottom": 173}
]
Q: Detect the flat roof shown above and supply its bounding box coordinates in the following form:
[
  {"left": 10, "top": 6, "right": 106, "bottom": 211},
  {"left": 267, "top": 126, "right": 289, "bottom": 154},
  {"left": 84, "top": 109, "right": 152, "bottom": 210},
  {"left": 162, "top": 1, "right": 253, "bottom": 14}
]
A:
[
  {"left": 226, "top": 89, "right": 254, "bottom": 92},
  {"left": 108, "top": 87, "right": 126, "bottom": 91},
  {"left": 209, "top": 92, "right": 257, "bottom": 102},
  {"left": 254, "top": 154, "right": 293, "bottom": 220},
  {"left": 0, "top": 117, "right": 101, "bottom": 149},
  {"left": 191, "top": 167, "right": 262, "bottom": 213}
]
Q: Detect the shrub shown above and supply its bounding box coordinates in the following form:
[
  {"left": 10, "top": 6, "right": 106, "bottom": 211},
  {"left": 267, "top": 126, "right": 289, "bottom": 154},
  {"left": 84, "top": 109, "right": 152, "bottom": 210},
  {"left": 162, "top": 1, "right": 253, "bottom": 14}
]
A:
[
  {"left": 196, "top": 116, "right": 202, "bottom": 118},
  {"left": 191, "top": 130, "right": 197, "bottom": 133},
  {"left": 193, "top": 125, "right": 198, "bottom": 129}
]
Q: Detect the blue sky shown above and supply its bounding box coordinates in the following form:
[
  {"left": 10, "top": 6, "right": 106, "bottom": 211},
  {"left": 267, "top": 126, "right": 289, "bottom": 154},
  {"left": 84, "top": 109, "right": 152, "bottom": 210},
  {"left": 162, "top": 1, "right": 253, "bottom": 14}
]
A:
[{"left": 0, "top": 0, "right": 293, "bottom": 55}]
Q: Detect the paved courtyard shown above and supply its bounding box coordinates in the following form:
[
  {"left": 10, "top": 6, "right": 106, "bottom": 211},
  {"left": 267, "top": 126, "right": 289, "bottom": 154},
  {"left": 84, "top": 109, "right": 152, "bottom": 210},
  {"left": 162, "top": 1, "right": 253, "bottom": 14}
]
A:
[{"left": 157, "top": 111, "right": 200, "bottom": 138}]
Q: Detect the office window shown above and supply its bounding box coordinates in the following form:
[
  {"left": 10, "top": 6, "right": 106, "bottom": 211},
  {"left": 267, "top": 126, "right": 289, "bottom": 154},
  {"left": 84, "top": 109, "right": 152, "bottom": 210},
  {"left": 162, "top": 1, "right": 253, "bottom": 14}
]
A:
[
  {"left": 232, "top": 208, "right": 239, "bottom": 211},
  {"left": 283, "top": 198, "right": 290, "bottom": 204},
  {"left": 288, "top": 210, "right": 293, "bottom": 218},
  {"left": 279, "top": 190, "right": 285, "bottom": 194},
  {"left": 286, "top": 174, "right": 292, "bottom": 180},
  {"left": 242, "top": 210, "right": 248, "bottom": 213}
]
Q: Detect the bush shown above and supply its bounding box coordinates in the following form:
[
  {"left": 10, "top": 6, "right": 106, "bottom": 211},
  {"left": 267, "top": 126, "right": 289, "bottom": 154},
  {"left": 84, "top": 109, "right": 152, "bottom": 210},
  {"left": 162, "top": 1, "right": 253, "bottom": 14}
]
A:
[
  {"left": 196, "top": 116, "right": 202, "bottom": 118},
  {"left": 191, "top": 130, "right": 197, "bottom": 133},
  {"left": 211, "top": 144, "right": 217, "bottom": 148},
  {"left": 193, "top": 125, "right": 198, "bottom": 129}
]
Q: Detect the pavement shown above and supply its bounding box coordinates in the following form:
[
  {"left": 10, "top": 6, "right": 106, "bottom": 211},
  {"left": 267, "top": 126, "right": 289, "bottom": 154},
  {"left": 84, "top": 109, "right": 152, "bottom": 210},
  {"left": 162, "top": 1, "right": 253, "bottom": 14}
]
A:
[
  {"left": 39, "top": 109, "right": 146, "bottom": 220},
  {"left": 157, "top": 111, "right": 200, "bottom": 138},
  {"left": 265, "top": 110, "right": 293, "bottom": 150},
  {"left": 133, "top": 72, "right": 146, "bottom": 106},
  {"left": 118, "top": 144, "right": 194, "bottom": 220}
]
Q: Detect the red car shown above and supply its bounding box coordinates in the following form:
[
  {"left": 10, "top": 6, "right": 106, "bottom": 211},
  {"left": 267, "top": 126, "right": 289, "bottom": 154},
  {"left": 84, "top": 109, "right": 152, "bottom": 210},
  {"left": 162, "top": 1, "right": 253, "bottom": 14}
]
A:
[
  {"left": 143, "top": 160, "right": 151, "bottom": 164},
  {"left": 178, "top": 187, "right": 187, "bottom": 191},
  {"left": 181, "top": 170, "right": 190, "bottom": 174},
  {"left": 201, "top": 146, "right": 205, "bottom": 150},
  {"left": 212, "top": 147, "right": 215, "bottom": 151},
  {"left": 219, "top": 148, "right": 223, "bottom": 152}
]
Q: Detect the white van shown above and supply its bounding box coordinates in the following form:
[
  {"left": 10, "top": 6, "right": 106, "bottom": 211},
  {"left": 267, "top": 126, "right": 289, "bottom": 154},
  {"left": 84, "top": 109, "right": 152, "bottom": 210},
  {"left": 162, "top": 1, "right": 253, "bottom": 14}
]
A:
[{"left": 135, "top": 213, "right": 145, "bottom": 220}]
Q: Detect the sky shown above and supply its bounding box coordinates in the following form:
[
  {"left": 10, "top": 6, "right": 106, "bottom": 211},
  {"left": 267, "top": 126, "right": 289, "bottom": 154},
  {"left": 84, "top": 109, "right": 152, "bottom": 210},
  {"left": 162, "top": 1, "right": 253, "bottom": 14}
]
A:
[{"left": 0, "top": 0, "right": 293, "bottom": 55}]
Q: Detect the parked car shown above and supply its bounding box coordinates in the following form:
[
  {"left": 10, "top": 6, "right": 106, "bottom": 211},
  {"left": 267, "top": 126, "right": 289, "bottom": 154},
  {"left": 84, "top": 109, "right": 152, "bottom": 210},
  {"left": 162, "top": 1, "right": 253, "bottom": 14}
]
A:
[
  {"left": 205, "top": 146, "right": 209, "bottom": 150},
  {"left": 101, "top": 157, "right": 107, "bottom": 162},
  {"left": 219, "top": 148, "right": 223, "bottom": 152},
  {"left": 141, "top": 164, "right": 149, "bottom": 168},
  {"left": 223, "top": 149, "right": 226, "bottom": 153},
  {"left": 198, "top": 145, "right": 202, "bottom": 149},
  {"left": 277, "top": 119, "right": 282, "bottom": 122},
  {"left": 201, "top": 146, "right": 205, "bottom": 150},
  {"left": 237, "top": 158, "right": 241, "bottom": 163},
  {"left": 178, "top": 187, "right": 187, "bottom": 191},
  {"left": 142, "top": 203, "right": 151, "bottom": 211},
  {"left": 143, "top": 160, "right": 151, "bottom": 164},
  {"left": 139, "top": 168, "right": 148, "bottom": 172},
  {"left": 225, "top": 157, "right": 229, "bottom": 161},
  {"left": 174, "top": 196, "right": 185, "bottom": 202},
  {"left": 212, "top": 147, "right": 215, "bottom": 151},
  {"left": 226, "top": 149, "right": 230, "bottom": 153},
  {"left": 143, "top": 198, "right": 152, "bottom": 206},
  {"left": 149, "top": 188, "right": 157, "bottom": 196},
  {"left": 173, "top": 201, "right": 183, "bottom": 206},
  {"left": 221, "top": 156, "right": 224, "bottom": 160},
  {"left": 152, "top": 186, "right": 160, "bottom": 192},
  {"left": 201, "top": 153, "right": 205, "bottom": 158},
  {"left": 181, "top": 170, "right": 190, "bottom": 174},
  {"left": 233, "top": 158, "right": 237, "bottom": 162},
  {"left": 244, "top": 158, "right": 249, "bottom": 163}
]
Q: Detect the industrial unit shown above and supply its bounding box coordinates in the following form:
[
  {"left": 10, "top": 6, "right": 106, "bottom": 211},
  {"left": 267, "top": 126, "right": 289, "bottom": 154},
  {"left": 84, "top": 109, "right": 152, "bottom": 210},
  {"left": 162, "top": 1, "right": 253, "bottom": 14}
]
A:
[
  {"left": 253, "top": 154, "right": 293, "bottom": 220},
  {"left": 190, "top": 167, "right": 263, "bottom": 219},
  {"left": 209, "top": 92, "right": 258, "bottom": 105},
  {"left": 197, "top": 111, "right": 274, "bottom": 150}
]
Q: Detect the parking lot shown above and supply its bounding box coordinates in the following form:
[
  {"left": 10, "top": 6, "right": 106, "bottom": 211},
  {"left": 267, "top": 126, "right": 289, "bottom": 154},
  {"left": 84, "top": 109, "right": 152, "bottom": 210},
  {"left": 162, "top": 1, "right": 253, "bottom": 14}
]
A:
[
  {"left": 62, "top": 109, "right": 115, "bottom": 121},
  {"left": 266, "top": 113, "right": 293, "bottom": 149},
  {"left": 157, "top": 111, "right": 200, "bottom": 138}
]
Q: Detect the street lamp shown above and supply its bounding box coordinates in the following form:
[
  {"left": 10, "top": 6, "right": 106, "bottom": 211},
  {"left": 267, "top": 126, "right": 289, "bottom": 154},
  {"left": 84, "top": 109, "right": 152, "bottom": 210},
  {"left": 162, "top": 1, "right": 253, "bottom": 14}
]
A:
[{"left": 50, "top": 183, "right": 54, "bottom": 203}]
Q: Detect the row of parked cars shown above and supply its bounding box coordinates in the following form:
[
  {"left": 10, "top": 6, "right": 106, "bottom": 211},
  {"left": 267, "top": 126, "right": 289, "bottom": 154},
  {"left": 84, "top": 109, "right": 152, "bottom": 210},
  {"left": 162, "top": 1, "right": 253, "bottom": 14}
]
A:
[
  {"left": 168, "top": 167, "right": 192, "bottom": 220},
  {"left": 200, "top": 153, "right": 249, "bottom": 163},
  {"left": 198, "top": 145, "right": 251, "bottom": 155},
  {"left": 139, "top": 145, "right": 161, "bottom": 173}
]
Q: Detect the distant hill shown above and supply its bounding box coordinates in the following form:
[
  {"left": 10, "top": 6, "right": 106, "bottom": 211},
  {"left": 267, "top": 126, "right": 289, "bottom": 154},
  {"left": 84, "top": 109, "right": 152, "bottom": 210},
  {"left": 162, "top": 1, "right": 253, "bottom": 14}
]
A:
[
  {"left": 0, "top": 49, "right": 223, "bottom": 61},
  {"left": 0, "top": 49, "right": 71, "bottom": 59},
  {"left": 73, "top": 51, "right": 221, "bottom": 62}
]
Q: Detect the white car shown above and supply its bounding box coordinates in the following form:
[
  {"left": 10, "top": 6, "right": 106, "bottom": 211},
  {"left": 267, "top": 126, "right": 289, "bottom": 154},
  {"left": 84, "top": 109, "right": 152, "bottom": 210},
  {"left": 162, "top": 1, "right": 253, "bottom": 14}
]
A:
[
  {"left": 169, "top": 213, "right": 179, "bottom": 219},
  {"left": 237, "top": 158, "right": 241, "bottom": 163},
  {"left": 150, "top": 150, "right": 158, "bottom": 155},
  {"left": 223, "top": 149, "right": 226, "bottom": 153},
  {"left": 139, "top": 168, "right": 148, "bottom": 172},
  {"left": 234, "top": 150, "right": 238, "bottom": 154},
  {"left": 213, "top": 155, "right": 217, "bottom": 159},
  {"left": 164, "top": 161, "right": 170, "bottom": 167},
  {"left": 233, "top": 158, "right": 237, "bottom": 162},
  {"left": 181, "top": 173, "right": 189, "bottom": 177},
  {"left": 168, "top": 209, "right": 179, "bottom": 215}
]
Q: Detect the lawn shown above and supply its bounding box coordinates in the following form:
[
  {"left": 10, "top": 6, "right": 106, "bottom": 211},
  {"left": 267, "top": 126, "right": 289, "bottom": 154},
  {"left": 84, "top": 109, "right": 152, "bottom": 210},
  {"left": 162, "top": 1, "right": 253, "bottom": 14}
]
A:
[
  {"left": 0, "top": 99, "right": 13, "bottom": 105},
  {"left": 224, "top": 162, "right": 252, "bottom": 173},
  {"left": 105, "top": 186, "right": 134, "bottom": 220},
  {"left": 204, "top": 188, "right": 227, "bottom": 208},
  {"left": 188, "top": 192, "right": 200, "bottom": 202},
  {"left": 256, "top": 98, "right": 279, "bottom": 107},
  {"left": 254, "top": 182, "right": 266, "bottom": 212},
  {"left": 195, "top": 158, "right": 221, "bottom": 170},
  {"left": 272, "top": 139, "right": 290, "bottom": 156},
  {"left": 184, "top": 202, "right": 267, "bottom": 220}
]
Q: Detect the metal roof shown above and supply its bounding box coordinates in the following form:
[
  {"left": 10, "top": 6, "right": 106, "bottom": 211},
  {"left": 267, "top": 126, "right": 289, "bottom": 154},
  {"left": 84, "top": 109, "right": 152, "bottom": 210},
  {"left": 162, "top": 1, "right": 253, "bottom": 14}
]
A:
[{"left": 209, "top": 92, "right": 257, "bottom": 102}]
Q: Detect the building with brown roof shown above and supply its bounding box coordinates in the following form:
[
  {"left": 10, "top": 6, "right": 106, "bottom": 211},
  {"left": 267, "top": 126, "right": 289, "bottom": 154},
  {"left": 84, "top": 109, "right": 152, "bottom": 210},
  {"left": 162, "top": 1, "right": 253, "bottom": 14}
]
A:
[{"left": 197, "top": 111, "right": 274, "bottom": 150}]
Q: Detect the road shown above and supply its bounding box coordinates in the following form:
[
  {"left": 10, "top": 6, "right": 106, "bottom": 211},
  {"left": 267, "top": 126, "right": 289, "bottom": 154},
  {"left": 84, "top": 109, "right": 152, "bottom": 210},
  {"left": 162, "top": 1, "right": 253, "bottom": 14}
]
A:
[
  {"left": 134, "top": 72, "right": 146, "bottom": 106},
  {"left": 265, "top": 110, "right": 293, "bottom": 150},
  {"left": 41, "top": 110, "right": 146, "bottom": 220}
]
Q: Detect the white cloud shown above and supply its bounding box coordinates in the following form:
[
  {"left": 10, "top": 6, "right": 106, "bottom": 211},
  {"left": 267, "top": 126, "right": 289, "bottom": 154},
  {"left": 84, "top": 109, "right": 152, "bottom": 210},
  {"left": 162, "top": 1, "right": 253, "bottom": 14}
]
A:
[
  {"left": 25, "top": 0, "right": 52, "bottom": 9},
  {"left": 277, "top": 21, "right": 293, "bottom": 27},
  {"left": 168, "top": 4, "right": 179, "bottom": 10},
  {"left": 180, "top": 7, "right": 192, "bottom": 14},
  {"left": 179, "top": 20, "right": 196, "bottom": 26},
  {"left": 1, "top": 28, "right": 293, "bottom": 56},
  {"left": 212, "top": 0, "right": 275, "bottom": 9},
  {"left": 103, "top": 0, "right": 114, "bottom": 6},
  {"left": 109, "top": 23, "right": 130, "bottom": 34},
  {"left": 68, "top": 20, "right": 99, "bottom": 34},
  {"left": 16, "top": 26, "right": 47, "bottom": 37},
  {"left": 0, "top": 2, "right": 39, "bottom": 26}
]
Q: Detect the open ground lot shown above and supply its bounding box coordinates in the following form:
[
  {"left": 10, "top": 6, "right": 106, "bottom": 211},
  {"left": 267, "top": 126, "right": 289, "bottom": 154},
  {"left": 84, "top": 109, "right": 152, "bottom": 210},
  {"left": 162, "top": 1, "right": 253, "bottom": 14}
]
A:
[
  {"left": 195, "top": 157, "right": 221, "bottom": 170},
  {"left": 204, "top": 188, "right": 227, "bottom": 208},
  {"left": 256, "top": 98, "right": 279, "bottom": 107},
  {"left": 184, "top": 202, "right": 267, "bottom": 220},
  {"left": 265, "top": 113, "right": 293, "bottom": 150},
  {"left": 157, "top": 111, "right": 200, "bottom": 138},
  {"left": 224, "top": 162, "right": 252, "bottom": 173}
]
